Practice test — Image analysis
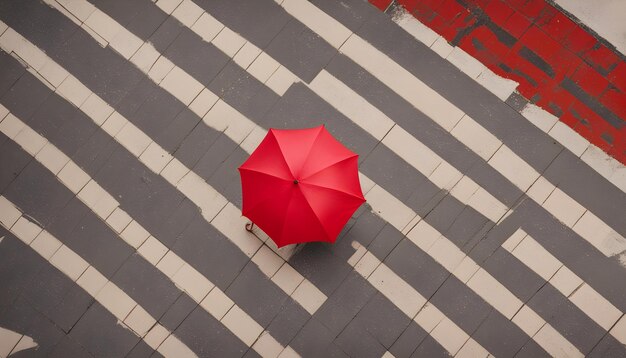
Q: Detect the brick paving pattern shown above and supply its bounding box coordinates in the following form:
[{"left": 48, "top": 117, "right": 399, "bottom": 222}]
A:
[{"left": 0, "top": 0, "right": 625, "bottom": 357}]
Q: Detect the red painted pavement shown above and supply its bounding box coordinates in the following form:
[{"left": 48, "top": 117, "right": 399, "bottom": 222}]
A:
[{"left": 370, "top": 0, "right": 626, "bottom": 165}]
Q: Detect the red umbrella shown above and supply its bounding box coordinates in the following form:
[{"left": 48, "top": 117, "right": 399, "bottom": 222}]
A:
[{"left": 238, "top": 125, "right": 366, "bottom": 247}]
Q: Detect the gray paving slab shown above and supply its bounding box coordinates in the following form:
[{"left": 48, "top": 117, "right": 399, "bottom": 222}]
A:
[
  {"left": 208, "top": 62, "right": 280, "bottom": 119},
  {"left": 164, "top": 28, "right": 230, "bottom": 86},
  {"left": 389, "top": 321, "right": 428, "bottom": 357},
  {"left": 423, "top": 195, "right": 467, "bottom": 235},
  {"left": 0, "top": 0, "right": 79, "bottom": 53},
  {"left": 70, "top": 303, "right": 140, "bottom": 357},
  {"left": 3, "top": 161, "right": 74, "bottom": 227},
  {"left": 0, "top": 296, "right": 65, "bottom": 357},
  {"left": 225, "top": 262, "right": 292, "bottom": 327},
  {"left": 588, "top": 334, "right": 626, "bottom": 358},
  {"left": 173, "top": 123, "right": 223, "bottom": 170},
  {"left": 197, "top": 0, "right": 290, "bottom": 48},
  {"left": 158, "top": 293, "right": 196, "bottom": 330},
  {"left": 115, "top": 77, "right": 159, "bottom": 121},
  {"left": 112, "top": 253, "right": 183, "bottom": 319},
  {"left": 528, "top": 284, "right": 611, "bottom": 354},
  {"left": 149, "top": 198, "right": 199, "bottom": 249},
  {"left": 126, "top": 340, "right": 159, "bottom": 358},
  {"left": 367, "top": 223, "right": 404, "bottom": 260},
  {"left": 442, "top": 206, "right": 492, "bottom": 251},
  {"left": 28, "top": 93, "right": 78, "bottom": 142},
  {"left": 515, "top": 338, "right": 553, "bottom": 358},
  {"left": 472, "top": 309, "right": 547, "bottom": 357},
  {"left": 0, "top": 50, "right": 25, "bottom": 97},
  {"left": 48, "top": 336, "right": 94, "bottom": 358},
  {"left": 352, "top": 291, "right": 412, "bottom": 348},
  {"left": 171, "top": 215, "right": 249, "bottom": 289},
  {"left": 411, "top": 334, "right": 454, "bottom": 358},
  {"left": 481, "top": 248, "right": 545, "bottom": 302},
  {"left": 265, "top": 299, "right": 311, "bottom": 346},
  {"left": 124, "top": 0, "right": 168, "bottom": 40},
  {"left": 0, "top": 71, "right": 51, "bottom": 121},
  {"left": 288, "top": 318, "right": 339, "bottom": 357},
  {"left": 289, "top": 243, "right": 354, "bottom": 294},
  {"left": 129, "top": 87, "right": 187, "bottom": 140},
  {"left": 71, "top": 128, "right": 120, "bottom": 176},
  {"left": 310, "top": 0, "right": 378, "bottom": 32},
  {"left": 335, "top": 319, "right": 387, "bottom": 358},
  {"left": 174, "top": 305, "right": 249, "bottom": 357},
  {"left": 0, "top": 134, "right": 31, "bottom": 194},
  {"left": 205, "top": 146, "right": 247, "bottom": 206},
  {"left": 192, "top": 133, "right": 240, "bottom": 180},
  {"left": 21, "top": 263, "right": 93, "bottom": 332},
  {"left": 156, "top": 108, "right": 203, "bottom": 154},
  {"left": 0, "top": 230, "right": 46, "bottom": 309},
  {"left": 265, "top": 18, "right": 336, "bottom": 83},
  {"left": 429, "top": 277, "right": 493, "bottom": 333}
]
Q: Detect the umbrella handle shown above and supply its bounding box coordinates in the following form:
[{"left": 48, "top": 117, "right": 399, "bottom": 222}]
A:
[{"left": 245, "top": 222, "right": 254, "bottom": 232}]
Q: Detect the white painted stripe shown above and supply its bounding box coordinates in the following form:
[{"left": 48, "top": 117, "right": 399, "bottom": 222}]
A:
[
  {"left": 393, "top": 8, "right": 626, "bottom": 196},
  {"left": 348, "top": 242, "right": 488, "bottom": 357},
  {"left": 0, "top": 197, "right": 195, "bottom": 357},
  {"left": 503, "top": 229, "right": 626, "bottom": 345},
  {"left": 277, "top": 0, "right": 625, "bottom": 258}
]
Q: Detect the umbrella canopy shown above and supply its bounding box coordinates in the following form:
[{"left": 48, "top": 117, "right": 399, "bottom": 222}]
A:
[{"left": 238, "top": 125, "right": 366, "bottom": 247}]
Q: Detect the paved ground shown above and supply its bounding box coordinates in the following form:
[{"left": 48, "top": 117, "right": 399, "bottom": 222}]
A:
[{"left": 0, "top": 0, "right": 625, "bottom": 357}]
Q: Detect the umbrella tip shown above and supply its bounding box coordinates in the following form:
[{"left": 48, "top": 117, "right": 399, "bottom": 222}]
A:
[{"left": 293, "top": 179, "right": 299, "bottom": 184}]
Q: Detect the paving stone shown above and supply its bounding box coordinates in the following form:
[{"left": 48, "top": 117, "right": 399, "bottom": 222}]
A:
[
  {"left": 173, "top": 120, "right": 222, "bottom": 170},
  {"left": 1, "top": 72, "right": 51, "bottom": 121},
  {"left": 515, "top": 339, "right": 553, "bottom": 358},
  {"left": 164, "top": 29, "right": 230, "bottom": 86},
  {"left": 155, "top": 108, "right": 201, "bottom": 153},
  {"left": 353, "top": 291, "right": 411, "bottom": 348},
  {"left": 115, "top": 77, "right": 158, "bottom": 119},
  {"left": 0, "top": 295, "right": 65, "bottom": 357},
  {"left": 367, "top": 224, "right": 404, "bottom": 260},
  {"left": 311, "top": 0, "right": 377, "bottom": 32},
  {"left": 48, "top": 335, "right": 93, "bottom": 358},
  {"left": 56, "top": 30, "right": 144, "bottom": 105},
  {"left": 125, "top": 1, "right": 168, "bottom": 40},
  {"left": 411, "top": 334, "right": 452, "bottom": 358},
  {"left": 335, "top": 319, "right": 386, "bottom": 358},
  {"left": 443, "top": 205, "right": 491, "bottom": 250},
  {"left": 0, "top": 232, "right": 45, "bottom": 308},
  {"left": 70, "top": 303, "right": 140, "bottom": 357},
  {"left": 314, "top": 300, "right": 353, "bottom": 337},
  {"left": 192, "top": 132, "right": 238, "bottom": 181},
  {"left": 0, "top": 136, "right": 31, "bottom": 193},
  {"left": 464, "top": 160, "right": 524, "bottom": 206},
  {"left": 174, "top": 305, "right": 248, "bottom": 357},
  {"left": 587, "top": 334, "right": 626, "bottom": 358},
  {"left": 0, "top": 51, "right": 26, "bottom": 97},
  {"left": 126, "top": 340, "right": 159, "bottom": 358},
  {"left": 131, "top": 87, "right": 186, "bottom": 140},
  {"left": 22, "top": 263, "right": 93, "bottom": 333},
  {"left": 290, "top": 243, "right": 353, "bottom": 295},
  {"left": 63, "top": 212, "right": 133, "bottom": 278},
  {"left": 430, "top": 276, "right": 493, "bottom": 334},
  {"left": 148, "top": 16, "right": 184, "bottom": 53},
  {"left": 389, "top": 321, "right": 428, "bottom": 358},
  {"left": 158, "top": 292, "right": 196, "bottom": 329},
  {"left": 385, "top": 239, "right": 449, "bottom": 298},
  {"left": 226, "top": 262, "right": 291, "bottom": 327},
  {"left": 527, "top": 284, "right": 606, "bottom": 354},
  {"left": 198, "top": 0, "right": 290, "bottom": 49},
  {"left": 482, "top": 248, "right": 544, "bottom": 302},
  {"left": 265, "top": 19, "right": 336, "bottom": 83},
  {"left": 289, "top": 318, "right": 338, "bottom": 357},
  {"left": 112, "top": 253, "right": 182, "bottom": 319},
  {"left": 4, "top": 162, "right": 73, "bottom": 227},
  {"left": 543, "top": 150, "right": 626, "bottom": 235},
  {"left": 473, "top": 309, "right": 542, "bottom": 357},
  {"left": 28, "top": 92, "right": 75, "bottom": 139},
  {"left": 424, "top": 195, "right": 466, "bottom": 235},
  {"left": 339, "top": 209, "right": 386, "bottom": 253},
  {"left": 71, "top": 128, "right": 121, "bottom": 176},
  {"left": 0, "top": 0, "right": 79, "bottom": 58},
  {"left": 172, "top": 215, "right": 249, "bottom": 289},
  {"left": 265, "top": 299, "right": 310, "bottom": 346}
]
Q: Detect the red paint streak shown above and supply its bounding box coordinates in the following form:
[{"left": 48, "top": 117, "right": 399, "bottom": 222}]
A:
[{"left": 369, "top": 0, "right": 626, "bottom": 165}]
